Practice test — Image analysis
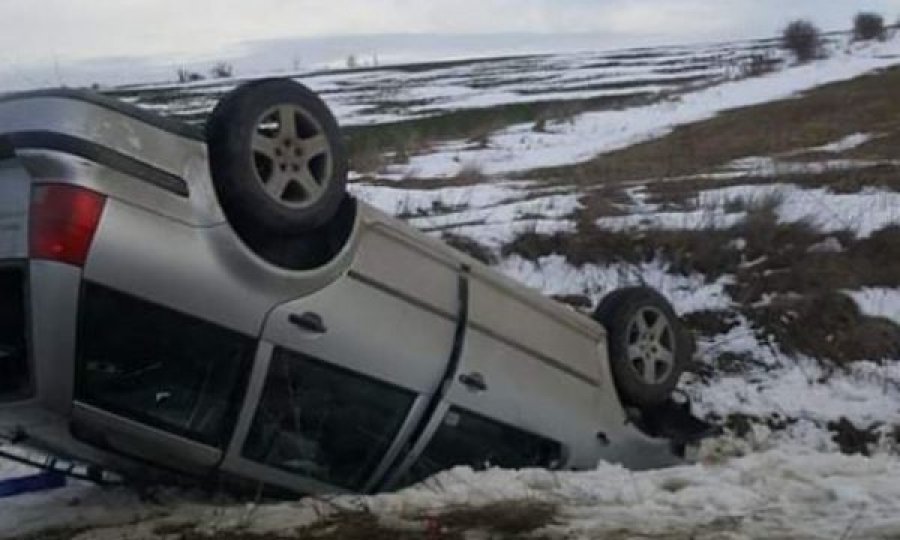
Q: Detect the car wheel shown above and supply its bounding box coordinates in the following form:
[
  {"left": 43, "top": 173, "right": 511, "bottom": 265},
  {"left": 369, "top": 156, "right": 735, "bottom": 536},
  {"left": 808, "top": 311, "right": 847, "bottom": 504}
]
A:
[
  {"left": 592, "top": 287, "right": 692, "bottom": 408},
  {"left": 206, "top": 78, "right": 348, "bottom": 234}
]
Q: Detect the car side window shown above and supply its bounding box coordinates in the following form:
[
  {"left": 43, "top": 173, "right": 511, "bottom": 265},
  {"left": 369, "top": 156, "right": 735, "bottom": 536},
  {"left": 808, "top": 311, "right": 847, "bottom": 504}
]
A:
[
  {"left": 76, "top": 283, "right": 256, "bottom": 448},
  {"left": 399, "top": 407, "right": 563, "bottom": 488},
  {"left": 242, "top": 348, "right": 415, "bottom": 491}
]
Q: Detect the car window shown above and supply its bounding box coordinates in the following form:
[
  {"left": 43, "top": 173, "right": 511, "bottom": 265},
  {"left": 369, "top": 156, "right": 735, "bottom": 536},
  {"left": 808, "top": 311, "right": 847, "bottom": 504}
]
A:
[
  {"left": 398, "top": 407, "right": 563, "bottom": 488},
  {"left": 75, "top": 283, "right": 255, "bottom": 448},
  {"left": 0, "top": 267, "right": 30, "bottom": 402},
  {"left": 242, "top": 347, "right": 414, "bottom": 491}
]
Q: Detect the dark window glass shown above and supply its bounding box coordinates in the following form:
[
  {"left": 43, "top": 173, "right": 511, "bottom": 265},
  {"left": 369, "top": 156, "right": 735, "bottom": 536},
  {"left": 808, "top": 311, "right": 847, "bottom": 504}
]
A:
[
  {"left": 400, "top": 407, "right": 562, "bottom": 487},
  {"left": 0, "top": 268, "right": 30, "bottom": 401},
  {"left": 243, "top": 348, "right": 414, "bottom": 491},
  {"left": 76, "top": 283, "right": 255, "bottom": 448}
]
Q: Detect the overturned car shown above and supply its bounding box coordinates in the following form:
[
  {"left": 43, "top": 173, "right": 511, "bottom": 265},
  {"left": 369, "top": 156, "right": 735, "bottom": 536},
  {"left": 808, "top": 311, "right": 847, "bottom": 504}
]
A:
[{"left": 0, "top": 80, "right": 711, "bottom": 495}]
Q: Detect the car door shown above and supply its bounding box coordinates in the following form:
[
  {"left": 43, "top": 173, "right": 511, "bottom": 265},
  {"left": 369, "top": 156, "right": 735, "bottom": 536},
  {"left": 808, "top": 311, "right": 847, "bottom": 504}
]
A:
[
  {"left": 220, "top": 215, "right": 463, "bottom": 494},
  {"left": 386, "top": 266, "right": 613, "bottom": 488}
]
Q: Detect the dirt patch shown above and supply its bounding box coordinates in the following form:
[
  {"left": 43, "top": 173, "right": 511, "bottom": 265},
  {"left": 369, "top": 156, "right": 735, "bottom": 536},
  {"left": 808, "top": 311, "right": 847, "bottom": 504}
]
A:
[
  {"left": 143, "top": 501, "right": 557, "bottom": 540},
  {"left": 436, "top": 500, "right": 558, "bottom": 537},
  {"left": 827, "top": 417, "right": 880, "bottom": 456},
  {"left": 12, "top": 527, "right": 91, "bottom": 540},
  {"left": 441, "top": 233, "right": 497, "bottom": 265},
  {"left": 723, "top": 413, "right": 797, "bottom": 438},
  {"left": 747, "top": 291, "right": 900, "bottom": 365},
  {"left": 683, "top": 310, "right": 741, "bottom": 338},
  {"left": 707, "top": 351, "right": 770, "bottom": 376},
  {"left": 552, "top": 294, "right": 593, "bottom": 311}
]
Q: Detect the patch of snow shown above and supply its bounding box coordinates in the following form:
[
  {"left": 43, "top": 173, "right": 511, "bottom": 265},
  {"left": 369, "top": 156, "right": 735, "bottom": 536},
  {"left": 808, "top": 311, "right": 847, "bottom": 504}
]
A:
[
  {"left": 849, "top": 288, "right": 900, "bottom": 325},
  {"left": 808, "top": 132, "right": 875, "bottom": 153},
  {"left": 349, "top": 183, "right": 524, "bottom": 217},
  {"left": 596, "top": 182, "right": 900, "bottom": 238},
  {"left": 596, "top": 207, "right": 746, "bottom": 231},
  {"left": 686, "top": 356, "right": 900, "bottom": 428},
  {"left": 726, "top": 155, "right": 896, "bottom": 176},
  {"left": 497, "top": 255, "right": 733, "bottom": 315},
  {"left": 807, "top": 236, "right": 845, "bottom": 254},
  {"left": 777, "top": 186, "right": 900, "bottom": 238}
]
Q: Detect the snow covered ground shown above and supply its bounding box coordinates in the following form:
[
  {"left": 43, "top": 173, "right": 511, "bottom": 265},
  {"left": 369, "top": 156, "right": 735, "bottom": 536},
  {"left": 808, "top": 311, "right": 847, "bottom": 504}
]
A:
[
  {"left": 3, "top": 30, "right": 900, "bottom": 540},
  {"left": 4, "top": 445, "right": 900, "bottom": 539}
]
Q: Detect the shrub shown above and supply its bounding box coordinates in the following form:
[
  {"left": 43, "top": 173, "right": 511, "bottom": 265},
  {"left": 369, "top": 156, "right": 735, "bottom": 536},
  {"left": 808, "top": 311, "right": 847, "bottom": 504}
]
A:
[
  {"left": 210, "top": 62, "right": 234, "bottom": 79},
  {"left": 854, "top": 12, "right": 886, "bottom": 41},
  {"left": 176, "top": 68, "right": 204, "bottom": 83},
  {"left": 782, "top": 20, "right": 821, "bottom": 62}
]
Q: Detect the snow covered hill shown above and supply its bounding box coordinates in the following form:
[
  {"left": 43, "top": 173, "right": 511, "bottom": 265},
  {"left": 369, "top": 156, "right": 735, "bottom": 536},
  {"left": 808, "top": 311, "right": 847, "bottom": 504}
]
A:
[{"left": 3, "top": 30, "right": 900, "bottom": 539}]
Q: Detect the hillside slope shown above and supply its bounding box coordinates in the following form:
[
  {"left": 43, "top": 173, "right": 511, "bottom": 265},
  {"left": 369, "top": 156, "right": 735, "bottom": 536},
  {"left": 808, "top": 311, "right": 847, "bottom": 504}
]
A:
[{"left": 3, "top": 32, "right": 900, "bottom": 540}]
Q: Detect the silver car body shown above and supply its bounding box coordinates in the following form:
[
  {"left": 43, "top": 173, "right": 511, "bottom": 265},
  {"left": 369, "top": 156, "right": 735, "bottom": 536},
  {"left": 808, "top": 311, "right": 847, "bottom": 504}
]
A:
[{"left": 0, "top": 90, "right": 679, "bottom": 495}]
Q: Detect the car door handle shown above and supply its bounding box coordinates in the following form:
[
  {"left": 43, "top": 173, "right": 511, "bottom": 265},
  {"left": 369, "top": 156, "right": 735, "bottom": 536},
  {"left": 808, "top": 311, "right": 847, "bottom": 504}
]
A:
[
  {"left": 458, "top": 372, "right": 487, "bottom": 392},
  {"left": 288, "top": 312, "right": 327, "bottom": 334}
]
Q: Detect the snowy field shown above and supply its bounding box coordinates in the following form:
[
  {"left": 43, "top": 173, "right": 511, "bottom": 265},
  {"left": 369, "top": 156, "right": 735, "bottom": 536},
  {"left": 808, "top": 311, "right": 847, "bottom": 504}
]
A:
[
  {"left": 3, "top": 30, "right": 900, "bottom": 539},
  {"left": 109, "top": 35, "right": 797, "bottom": 127}
]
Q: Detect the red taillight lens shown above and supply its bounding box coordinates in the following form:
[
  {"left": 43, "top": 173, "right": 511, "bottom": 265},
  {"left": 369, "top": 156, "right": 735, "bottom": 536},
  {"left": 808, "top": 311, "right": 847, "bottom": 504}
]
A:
[{"left": 30, "top": 184, "right": 106, "bottom": 267}]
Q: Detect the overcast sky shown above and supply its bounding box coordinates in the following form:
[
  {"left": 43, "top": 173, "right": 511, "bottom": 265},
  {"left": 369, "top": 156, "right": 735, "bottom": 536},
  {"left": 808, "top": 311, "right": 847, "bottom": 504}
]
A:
[{"left": 1, "top": 1, "right": 899, "bottom": 88}]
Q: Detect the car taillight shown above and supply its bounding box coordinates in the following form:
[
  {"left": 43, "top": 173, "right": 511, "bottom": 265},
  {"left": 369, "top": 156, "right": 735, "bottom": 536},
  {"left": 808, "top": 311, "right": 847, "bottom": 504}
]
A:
[{"left": 30, "top": 184, "right": 106, "bottom": 267}]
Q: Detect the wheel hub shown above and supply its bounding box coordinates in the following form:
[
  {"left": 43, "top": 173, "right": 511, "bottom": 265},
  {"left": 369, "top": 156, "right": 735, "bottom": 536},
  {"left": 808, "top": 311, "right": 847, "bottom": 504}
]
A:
[{"left": 626, "top": 307, "right": 676, "bottom": 385}]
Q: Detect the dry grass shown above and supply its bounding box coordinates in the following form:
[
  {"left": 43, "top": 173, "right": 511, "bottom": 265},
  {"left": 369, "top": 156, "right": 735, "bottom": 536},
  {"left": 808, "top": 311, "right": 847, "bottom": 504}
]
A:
[
  {"left": 523, "top": 65, "right": 900, "bottom": 186},
  {"left": 441, "top": 232, "right": 497, "bottom": 265},
  {"left": 436, "top": 500, "right": 558, "bottom": 537},
  {"left": 124, "top": 500, "right": 557, "bottom": 540},
  {"left": 749, "top": 291, "right": 900, "bottom": 365},
  {"left": 552, "top": 294, "right": 593, "bottom": 310},
  {"left": 502, "top": 226, "right": 740, "bottom": 279},
  {"left": 844, "top": 131, "right": 900, "bottom": 160},
  {"left": 13, "top": 527, "right": 90, "bottom": 540}
]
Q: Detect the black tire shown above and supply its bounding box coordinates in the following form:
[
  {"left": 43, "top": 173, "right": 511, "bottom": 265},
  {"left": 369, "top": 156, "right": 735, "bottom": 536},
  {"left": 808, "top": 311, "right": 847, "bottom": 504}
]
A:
[
  {"left": 592, "top": 287, "right": 692, "bottom": 408},
  {"left": 206, "top": 78, "right": 348, "bottom": 234}
]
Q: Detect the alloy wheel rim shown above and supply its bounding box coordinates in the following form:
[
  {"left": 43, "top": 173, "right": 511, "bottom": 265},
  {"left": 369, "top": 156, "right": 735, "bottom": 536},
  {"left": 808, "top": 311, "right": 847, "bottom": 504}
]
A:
[
  {"left": 625, "top": 306, "right": 676, "bottom": 385},
  {"left": 250, "top": 104, "right": 333, "bottom": 209}
]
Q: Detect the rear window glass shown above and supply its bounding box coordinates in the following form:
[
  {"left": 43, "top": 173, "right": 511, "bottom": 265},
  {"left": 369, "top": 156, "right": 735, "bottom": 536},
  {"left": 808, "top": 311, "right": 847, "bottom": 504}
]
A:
[
  {"left": 75, "top": 283, "right": 255, "bottom": 448},
  {"left": 0, "top": 267, "right": 30, "bottom": 401}
]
